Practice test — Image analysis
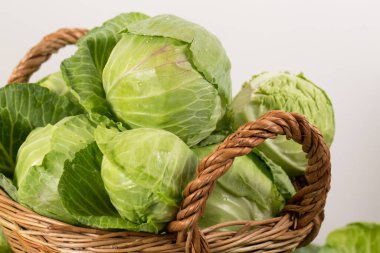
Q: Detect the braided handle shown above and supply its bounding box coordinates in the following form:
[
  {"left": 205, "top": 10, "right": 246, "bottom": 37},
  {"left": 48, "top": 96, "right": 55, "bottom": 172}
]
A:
[
  {"left": 7, "top": 28, "right": 88, "bottom": 84},
  {"left": 168, "top": 111, "right": 331, "bottom": 253}
]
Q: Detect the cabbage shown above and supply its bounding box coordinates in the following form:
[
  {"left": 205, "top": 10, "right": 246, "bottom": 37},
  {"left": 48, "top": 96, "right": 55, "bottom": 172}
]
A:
[
  {"left": 0, "top": 83, "right": 83, "bottom": 177},
  {"left": 62, "top": 13, "right": 231, "bottom": 146},
  {"left": 232, "top": 72, "right": 335, "bottom": 175},
  {"left": 192, "top": 144, "right": 295, "bottom": 229},
  {"left": 94, "top": 126, "right": 197, "bottom": 233},
  {"left": 14, "top": 115, "right": 97, "bottom": 223}
]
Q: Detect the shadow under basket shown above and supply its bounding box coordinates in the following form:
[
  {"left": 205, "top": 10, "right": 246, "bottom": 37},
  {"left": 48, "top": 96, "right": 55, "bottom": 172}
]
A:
[{"left": 0, "top": 28, "right": 331, "bottom": 253}]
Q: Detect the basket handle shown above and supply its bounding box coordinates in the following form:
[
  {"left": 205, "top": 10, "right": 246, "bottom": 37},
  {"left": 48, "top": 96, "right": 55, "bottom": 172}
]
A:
[
  {"left": 7, "top": 28, "right": 88, "bottom": 84},
  {"left": 168, "top": 110, "right": 331, "bottom": 253}
]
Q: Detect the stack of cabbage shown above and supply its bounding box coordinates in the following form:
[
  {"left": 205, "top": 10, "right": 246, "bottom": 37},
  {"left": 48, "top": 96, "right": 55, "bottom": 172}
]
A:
[{"left": 0, "top": 12, "right": 335, "bottom": 237}]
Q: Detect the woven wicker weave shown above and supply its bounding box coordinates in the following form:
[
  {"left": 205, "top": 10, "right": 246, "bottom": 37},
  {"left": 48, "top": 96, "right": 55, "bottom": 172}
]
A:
[{"left": 0, "top": 28, "right": 331, "bottom": 253}]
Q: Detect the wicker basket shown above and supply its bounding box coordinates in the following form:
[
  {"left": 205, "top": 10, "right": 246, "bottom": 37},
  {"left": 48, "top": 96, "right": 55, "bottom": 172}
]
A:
[{"left": 0, "top": 28, "right": 331, "bottom": 253}]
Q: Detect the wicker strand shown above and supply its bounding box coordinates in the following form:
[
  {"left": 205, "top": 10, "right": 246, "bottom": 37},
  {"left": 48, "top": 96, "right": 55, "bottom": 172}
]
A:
[
  {"left": 7, "top": 28, "right": 88, "bottom": 84},
  {"left": 168, "top": 111, "right": 331, "bottom": 253}
]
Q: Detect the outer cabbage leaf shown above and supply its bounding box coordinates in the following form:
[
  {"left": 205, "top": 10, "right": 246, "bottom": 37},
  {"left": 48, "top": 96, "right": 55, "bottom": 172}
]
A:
[
  {"left": 253, "top": 149, "right": 295, "bottom": 200},
  {"left": 15, "top": 115, "right": 96, "bottom": 224},
  {"left": 61, "top": 12, "right": 149, "bottom": 117},
  {"left": 0, "top": 83, "right": 84, "bottom": 176},
  {"left": 0, "top": 228, "right": 11, "bottom": 253},
  {"left": 319, "top": 223, "right": 380, "bottom": 253},
  {"left": 95, "top": 126, "right": 197, "bottom": 233},
  {"left": 232, "top": 72, "right": 335, "bottom": 175},
  {"left": 59, "top": 142, "right": 146, "bottom": 230},
  {"left": 192, "top": 144, "right": 287, "bottom": 229}
]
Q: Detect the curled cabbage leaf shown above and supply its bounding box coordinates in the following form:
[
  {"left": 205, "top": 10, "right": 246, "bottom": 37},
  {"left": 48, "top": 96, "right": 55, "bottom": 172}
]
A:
[{"left": 14, "top": 115, "right": 97, "bottom": 223}]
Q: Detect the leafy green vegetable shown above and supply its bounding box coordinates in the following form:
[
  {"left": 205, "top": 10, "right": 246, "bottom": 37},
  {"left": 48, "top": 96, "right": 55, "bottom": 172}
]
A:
[
  {"left": 62, "top": 13, "right": 231, "bottom": 147},
  {"left": 0, "top": 83, "right": 84, "bottom": 177},
  {"left": 232, "top": 72, "right": 335, "bottom": 175},
  {"left": 295, "top": 223, "right": 380, "bottom": 252},
  {"left": 103, "top": 15, "right": 231, "bottom": 146},
  {"left": 59, "top": 142, "right": 145, "bottom": 230},
  {"left": 319, "top": 223, "right": 380, "bottom": 253},
  {"left": 192, "top": 144, "right": 293, "bottom": 229},
  {"left": 0, "top": 228, "right": 11, "bottom": 253},
  {"left": 14, "top": 115, "right": 97, "bottom": 224},
  {"left": 95, "top": 126, "right": 197, "bottom": 233},
  {"left": 61, "top": 12, "right": 150, "bottom": 118}
]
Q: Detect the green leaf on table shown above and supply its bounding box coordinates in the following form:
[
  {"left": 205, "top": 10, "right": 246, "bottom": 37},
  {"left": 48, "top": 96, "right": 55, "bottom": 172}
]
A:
[
  {"left": 319, "top": 223, "right": 380, "bottom": 253},
  {"left": 0, "top": 83, "right": 84, "bottom": 176}
]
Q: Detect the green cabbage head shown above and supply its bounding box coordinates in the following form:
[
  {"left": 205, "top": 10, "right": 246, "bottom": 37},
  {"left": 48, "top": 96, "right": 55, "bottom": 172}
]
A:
[
  {"left": 14, "top": 115, "right": 97, "bottom": 223},
  {"left": 103, "top": 15, "right": 231, "bottom": 146},
  {"left": 192, "top": 144, "right": 295, "bottom": 229},
  {"left": 232, "top": 72, "right": 335, "bottom": 175},
  {"left": 95, "top": 126, "right": 198, "bottom": 233},
  {"left": 62, "top": 13, "right": 232, "bottom": 147}
]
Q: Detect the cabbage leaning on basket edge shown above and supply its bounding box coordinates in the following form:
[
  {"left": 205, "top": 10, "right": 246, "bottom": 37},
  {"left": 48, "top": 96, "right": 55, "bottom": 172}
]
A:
[
  {"left": 61, "top": 12, "right": 232, "bottom": 147},
  {"left": 192, "top": 144, "right": 295, "bottom": 230}
]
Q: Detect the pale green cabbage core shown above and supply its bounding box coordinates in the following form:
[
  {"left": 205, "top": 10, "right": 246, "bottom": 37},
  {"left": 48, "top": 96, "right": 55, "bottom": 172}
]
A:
[
  {"left": 14, "top": 115, "right": 96, "bottom": 223},
  {"left": 103, "top": 34, "right": 222, "bottom": 146},
  {"left": 232, "top": 72, "right": 335, "bottom": 175},
  {"left": 95, "top": 127, "right": 197, "bottom": 233}
]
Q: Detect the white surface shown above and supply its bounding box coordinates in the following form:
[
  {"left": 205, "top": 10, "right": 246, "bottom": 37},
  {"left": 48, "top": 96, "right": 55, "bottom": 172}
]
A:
[{"left": 1, "top": 0, "right": 380, "bottom": 245}]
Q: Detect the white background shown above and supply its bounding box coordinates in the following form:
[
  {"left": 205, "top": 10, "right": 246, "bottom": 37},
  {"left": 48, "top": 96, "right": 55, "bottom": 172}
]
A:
[{"left": 1, "top": 0, "right": 379, "bottom": 245}]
